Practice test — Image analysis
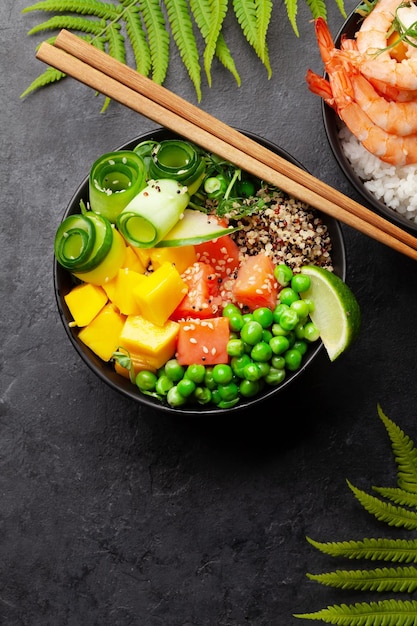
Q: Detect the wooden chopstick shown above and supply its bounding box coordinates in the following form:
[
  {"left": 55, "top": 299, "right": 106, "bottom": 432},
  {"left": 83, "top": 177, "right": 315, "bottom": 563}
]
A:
[{"left": 36, "top": 33, "right": 417, "bottom": 262}]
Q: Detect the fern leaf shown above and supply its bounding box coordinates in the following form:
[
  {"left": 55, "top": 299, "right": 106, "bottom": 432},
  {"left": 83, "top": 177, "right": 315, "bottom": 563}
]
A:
[
  {"left": 307, "top": 566, "right": 417, "bottom": 593},
  {"left": 373, "top": 486, "right": 417, "bottom": 509},
  {"left": 124, "top": 5, "right": 152, "bottom": 76},
  {"left": 378, "top": 404, "right": 417, "bottom": 494},
  {"left": 294, "top": 599, "right": 417, "bottom": 624},
  {"left": 106, "top": 22, "right": 126, "bottom": 63},
  {"left": 190, "top": 0, "right": 241, "bottom": 84},
  {"left": 348, "top": 480, "right": 417, "bottom": 530},
  {"left": 215, "top": 32, "right": 241, "bottom": 85},
  {"left": 20, "top": 67, "right": 65, "bottom": 98},
  {"left": 305, "top": 0, "right": 327, "bottom": 20},
  {"left": 27, "top": 15, "right": 105, "bottom": 36},
  {"left": 283, "top": 0, "right": 299, "bottom": 36},
  {"left": 254, "top": 0, "right": 272, "bottom": 72},
  {"left": 164, "top": 0, "right": 202, "bottom": 101},
  {"left": 139, "top": 0, "right": 170, "bottom": 85},
  {"left": 203, "top": 0, "right": 228, "bottom": 86},
  {"left": 232, "top": 0, "right": 272, "bottom": 75},
  {"left": 306, "top": 536, "right": 417, "bottom": 564},
  {"left": 22, "top": 0, "right": 119, "bottom": 19}
]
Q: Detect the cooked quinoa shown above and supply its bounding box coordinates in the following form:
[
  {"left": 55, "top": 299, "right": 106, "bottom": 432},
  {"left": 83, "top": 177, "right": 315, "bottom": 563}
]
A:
[{"left": 225, "top": 186, "right": 334, "bottom": 273}]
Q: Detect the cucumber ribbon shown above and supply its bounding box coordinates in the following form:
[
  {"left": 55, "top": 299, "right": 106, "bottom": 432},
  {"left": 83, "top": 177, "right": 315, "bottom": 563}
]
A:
[
  {"left": 116, "top": 179, "right": 190, "bottom": 248},
  {"left": 146, "top": 140, "right": 206, "bottom": 196},
  {"left": 89, "top": 150, "right": 147, "bottom": 223}
]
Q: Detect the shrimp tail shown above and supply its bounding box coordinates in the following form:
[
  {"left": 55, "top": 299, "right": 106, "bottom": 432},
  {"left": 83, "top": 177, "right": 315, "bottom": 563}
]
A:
[{"left": 305, "top": 69, "right": 337, "bottom": 110}]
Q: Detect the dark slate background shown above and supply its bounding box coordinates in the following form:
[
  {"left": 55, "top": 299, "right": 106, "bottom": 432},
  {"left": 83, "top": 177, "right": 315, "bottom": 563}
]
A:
[{"left": 2, "top": 0, "right": 417, "bottom": 624}]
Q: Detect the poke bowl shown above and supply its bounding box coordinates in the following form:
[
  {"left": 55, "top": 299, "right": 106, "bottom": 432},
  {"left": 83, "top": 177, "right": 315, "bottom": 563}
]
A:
[
  {"left": 321, "top": 3, "right": 417, "bottom": 234},
  {"left": 54, "top": 127, "right": 346, "bottom": 415}
]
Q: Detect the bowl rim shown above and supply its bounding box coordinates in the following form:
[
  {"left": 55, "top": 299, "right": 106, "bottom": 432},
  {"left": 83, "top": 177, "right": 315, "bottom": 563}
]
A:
[
  {"left": 321, "top": 5, "right": 417, "bottom": 235},
  {"left": 54, "top": 127, "right": 347, "bottom": 415}
]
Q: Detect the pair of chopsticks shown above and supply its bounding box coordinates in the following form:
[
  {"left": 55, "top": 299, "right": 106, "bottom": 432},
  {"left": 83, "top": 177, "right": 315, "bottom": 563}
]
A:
[{"left": 36, "top": 31, "right": 417, "bottom": 262}]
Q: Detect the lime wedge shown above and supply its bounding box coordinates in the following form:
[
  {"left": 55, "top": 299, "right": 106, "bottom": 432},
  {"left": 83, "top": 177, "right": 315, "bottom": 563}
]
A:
[{"left": 300, "top": 266, "right": 361, "bottom": 361}]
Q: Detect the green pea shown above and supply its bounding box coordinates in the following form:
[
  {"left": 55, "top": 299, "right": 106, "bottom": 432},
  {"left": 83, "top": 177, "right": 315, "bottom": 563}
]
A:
[
  {"left": 136, "top": 370, "right": 158, "bottom": 392},
  {"left": 222, "top": 303, "right": 241, "bottom": 318},
  {"left": 239, "top": 379, "right": 261, "bottom": 398},
  {"left": 229, "top": 313, "right": 244, "bottom": 332},
  {"left": 294, "top": 322, "right": 305, "bottom": 340},
  {"left": 231, "top": 354, "right": 252, "bottom": 378},
  {"left": 227, "top": 338, "right": 245, "bottom": 357},
  {"left": 240, "top": 320, "right": 263, "bottom": 345},
  {"left": 262, "top": 329, "right": 273, "bottom": 343},
  {"left": 164, "top": 358, "right": 185, "bottom": 382},
  {"left": 279, "top": 287, "right": 299, "bottom": 306},
  {"left": 274, "top": 264, "right": 293, "bottom": 286},
  {"left": 217, "top": 398, "right": 240, "bottom": 409},
  {"left": 185, "top": 364, "right": 206, "bottom": 383},
  {"left": 218, "top": 382, "right": 239, "bottom": 402},
  {"left": 236, "top": 179, "right": 256, "bottom": 198},
  {"left": 291, "top": 274, "right": 311, "bottom": 293},
  {"left": 271, "top": 323, "right": 289, "bottom": 337},
  {"left": 279, "top": 308, "right": 299, "bottom": 331},
  {"left": 271, "top": 355, "right": 285, "bottom": 369},
  {"left": 252, "top": 307, "right": 274, "bottom": 328},
  {"left": 243, "top": 362, "right": 263, "bottom": 381},
  {"left": 264, "top": 367, "right": 286, "bottom": 386},
  {"left": 177, "top": 378, "right": 196, "bottom": 397},
  {"left": 293, "top": 340, "right": 308, "bottom": 356},
  {"left": 204, "top": 367, "right": 217, "bottom": 390},
  {"left": 155, "top": 375, "right": 174, "bottom": 395},
  {"left": 212, "top": 364, "right": 233, "bottom": 384},
  {"left": 242, "top": 313, "right": 254, "bottom": 324},
  {"left": 290, "top": 299, "right": 310, "bottom": 320},
  {"left": 256, "top": 361, "right": 271, "bottom": 377},
  {"left": 166, "top": 386, "right": 187, "bottom": 407},
  {"left": 194, "top": 387, "right": 212, "bottom": 405},
  {"left": 251, "top": 341, "right": 273, "bottom": 362},
  {"left": 269, "top": 335, "right": 290, "bottom": 355},
  {"left": 302, "top": 298, "right": 315, "bottom": 313},
  {"left": 304, "top": 321, "right": 320, "bottom": 342},
  {"left": 284, "top": 348, "right": 303, "bottom": 371},
  {"left": 273, "top": 303, "right": 290, "bottom": 323}
]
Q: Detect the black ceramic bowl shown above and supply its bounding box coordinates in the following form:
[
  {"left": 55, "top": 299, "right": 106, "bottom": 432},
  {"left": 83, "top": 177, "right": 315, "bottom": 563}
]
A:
[
  {"left": 54, "top": 128, "right": 346, "bottom": 415},
  {"left": 322, "top": 6, "right": 417, "bottom": 234}
]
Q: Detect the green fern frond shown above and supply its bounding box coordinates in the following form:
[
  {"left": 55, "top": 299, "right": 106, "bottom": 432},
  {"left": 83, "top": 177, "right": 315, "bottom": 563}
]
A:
[
  {"left": 232, "top": 0, "right": 272, "bottom": 76},
  {"left": 203, "top": 0, "right": 228, "bottom": 86},
  {"left": 106, "top": 22, "right": 126, "bottom": 62},
  {"left": 373, "top": 486, "right": 417, "bottom": 509},
  {"left": 214, "top": 32, "right": 241, "bottom": 85},
  {"left": 164, "top": 0, "right": 202, "bottom": 101},
  {"left": 190, "top": 0, "right": 240, "bottom": 84},
  {"left": 378, "top": 404, "right": 417, "bottom": 494},
  {"left": 27, "top": 15, "right": 105, "bottom": 36},
  {"left": 294, "top": 599, "right": 417, "bottom": 624},
  {"left": 124, "top": 5, "right": 151, "bottom": 75},
  {"left": 283, "top": 0, "right": 299, "bottom": 37},
  {"left": 140, "top": 0, "right": 170, "bottom": 85},
  {"left": 307, "top": 566, "right": 417, "bottom": 593},
  {"left": 305, "top": 0, "right": 327, "bottom": 20},
  {"left": 20, "top": 66, "right": 65, "bottom": 98},
  {"left": 307, "top": 536, "right": 417, "bottom": 564},
  {"left": 348, "top": 480, "right": 417, "bottom": 530},
  {"left": 22, "top": 0, "right": 119, "bottom": 18},
  {"left": 254, "top": 0, "right": 272, "bottom": 67}
]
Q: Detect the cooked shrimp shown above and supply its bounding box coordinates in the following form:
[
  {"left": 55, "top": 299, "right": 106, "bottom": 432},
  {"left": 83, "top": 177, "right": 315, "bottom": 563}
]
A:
[
  {"left": 341, "top": 0, "right": 417, "bottom": 90},
  {"left": 310, "top": 17, "right": 417, "bottom": 165},
  {"left": 349, "top": 70, "right": 417, "bottom": 134}
]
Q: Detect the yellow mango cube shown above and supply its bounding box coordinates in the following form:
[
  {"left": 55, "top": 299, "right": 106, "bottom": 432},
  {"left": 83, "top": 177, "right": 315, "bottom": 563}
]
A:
[
  {"left": 78, "top": 303, "right": 126, "bottom": 361},
  {"left": 149, "top": 245, "right": 196, "bottom": 274},
  {"left": 133, "top": 262, "right": 188, "bottom": 326},
  {"left": 112, "top": 268, "right": 146, "bottom": 315},
  {"left": 130, "top": 246, "right": 151, "bottom": 270},
  {"left": 101, "top": 275, "right": 118, "bottom": 303},
  {"left": 119, "top": 314, "right": 179, "bottom": 369},
  {"left": 123, "top": 245, "right": 147, "bottom": 273},
  {"left": 64, "top": 283, "right": 108, "bottom": 327}
]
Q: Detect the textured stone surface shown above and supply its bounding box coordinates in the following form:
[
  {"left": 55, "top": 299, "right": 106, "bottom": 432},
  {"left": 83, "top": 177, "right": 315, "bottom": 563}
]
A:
[{"left": 3, "top": 0, "right": 417, "bottom": 624}]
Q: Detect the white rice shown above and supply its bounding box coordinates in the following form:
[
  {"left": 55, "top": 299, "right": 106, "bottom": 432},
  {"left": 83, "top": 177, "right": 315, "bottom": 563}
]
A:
[{"left": 339, "top": 124, "right": 417, "bottom": 224}]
